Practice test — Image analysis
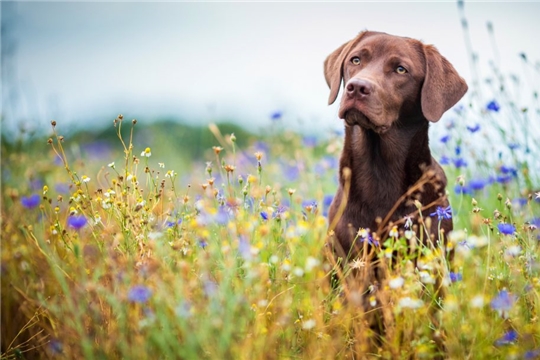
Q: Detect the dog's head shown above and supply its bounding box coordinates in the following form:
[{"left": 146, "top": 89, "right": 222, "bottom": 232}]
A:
[{"left": 324, "top": 31, "right": 468, "bottom": 133}]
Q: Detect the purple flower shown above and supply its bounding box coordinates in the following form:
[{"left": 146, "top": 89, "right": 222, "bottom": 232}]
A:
[
  {"left": 439, "top": 155, "right": 450, "bottom": 165},
  {"left": 469, "top": 179, "right": 488, "bottom": 191},
  {"left": 496, "top": 175, "right": 513, "bottom": 184},
  {"left": 21, "top": 194, "right": 40, "bottom": 209},
  {"left": 260, "top": 211, "right": 268, "bottom": 221},
  {"left": 430, "top": 206, "right": 452, "bottom": 221},
  {"left": 508, "top": 143, "right": 520, "bottom": 150},
  {"left": 455, "top": 146, "right": 461, "bottom": 156},
  {"left": 128, "top": 285, "right": 152, "bottom": 303},
  {"left": 199, "top": 239, "right": 208, "bottom": 249},
  {"left": 323, "top": 194, "right": 333, "bottom": 217},
  {"left": 303, "top": 136, "right": 318, "bottom": 147},
  {"left": 215, "top": 207, "right": 229, "bottom": 225},
  {"left": 490, "top": 290, "right": 516, "bottom": 312},
  {"left": 67, "top": 215, "right": 87, "bottom": 230},
  {"left": 500, "top": 165, "right": 518, "bottom": 177},
  {"left": 358, "top": 229, "right": 379, "bottom": 246},
  {"left": 449, "top": 272, "right": 462, "bottom": 282},
  {"left": 486, "top": 100, "right": 501, "bottom": 112},
  {"left": 284, "top": 164, "right": 300, "bottom": 181},
  {"left": 48, "top": 339, "right": 63, "bottom": 354},
  {"left": 238, "top": 236, "right": 252, "bottom": 260},
  {"left": 525, "top": 349, "right": 540, "bottom": 359},
  {"left": 270, "top": 111, "right": 282, "bottom": 121},
  {"left": 454, "top": 184, "right": 472, "bottom": 195},
  {"left": 453, "top": 158, "right": 467, "bottom": 168},
  {"left": 302, "top": 200, "right": 318, "bottom": 213},
  {"left": 272, "top": 206, "right": 288, "bottom": 220},
  {"left": 498, "top": 223, "right": 516, "bottom": 235},
  {"left": 466, "top": 123, "right": 480, "bottom": 133},
  {"left": 440, "top": 134, "right": 451, "bottom": 143},
  {"left": 494, "top": 330, "right": 518, "bottom": 346}
]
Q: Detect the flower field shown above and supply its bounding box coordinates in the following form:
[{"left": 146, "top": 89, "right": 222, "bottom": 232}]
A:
[{"left": 1, "top": 84, "right": 539, "bottom": 360}]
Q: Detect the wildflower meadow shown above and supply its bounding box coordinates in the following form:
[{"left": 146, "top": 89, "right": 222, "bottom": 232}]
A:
[{"left": 2, "top": 20, "right": 540, "bottom": 360}]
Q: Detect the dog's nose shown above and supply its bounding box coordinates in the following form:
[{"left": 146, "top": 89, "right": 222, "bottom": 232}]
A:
[{"left": 346, "top": 79, "right": 373, "bottom": 98}]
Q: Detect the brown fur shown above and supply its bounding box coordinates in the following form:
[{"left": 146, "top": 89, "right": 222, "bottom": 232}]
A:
[{"left": 325, "top": 31, "right": 467, "bottom": 260}]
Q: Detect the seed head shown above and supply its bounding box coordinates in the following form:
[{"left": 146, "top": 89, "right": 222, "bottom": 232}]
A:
[{"left": 213, "top": 146, "right": 223, "bottom": 155}]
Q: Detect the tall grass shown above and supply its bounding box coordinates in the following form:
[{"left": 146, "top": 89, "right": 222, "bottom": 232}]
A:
[{"left": 2, "top": 16, "right": 540, "bottom": 360}]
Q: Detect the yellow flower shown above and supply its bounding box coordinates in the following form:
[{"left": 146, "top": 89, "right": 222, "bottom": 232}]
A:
[{"left": 141, "top": 147, "right": 152, "bottom": 157}]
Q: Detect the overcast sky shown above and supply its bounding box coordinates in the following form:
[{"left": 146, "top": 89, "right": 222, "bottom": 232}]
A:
[{"left": 2, "top": 1, "right": 540, "bottom": 136}]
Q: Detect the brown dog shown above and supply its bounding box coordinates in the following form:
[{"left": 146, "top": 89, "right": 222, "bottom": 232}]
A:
[{"left": 325, "top": 31, "right": 467, "bottom": 259}]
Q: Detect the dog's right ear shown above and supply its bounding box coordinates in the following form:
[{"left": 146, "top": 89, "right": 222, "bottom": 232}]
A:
[{"left": 324, "top": 32, "right": 366, "bottom": 105}]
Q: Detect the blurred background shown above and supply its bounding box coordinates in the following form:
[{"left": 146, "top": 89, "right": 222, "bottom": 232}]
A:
[{"left": 2, "top": 1, "right": 539, "bottom": 139}]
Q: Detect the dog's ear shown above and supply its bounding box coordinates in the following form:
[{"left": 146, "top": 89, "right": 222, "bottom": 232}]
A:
[
  {"left": 324, "top": 32, "right": 366, "bottom": 105},
  {"left": 421, "top": 45, "right": 468, "bottom": 122}
]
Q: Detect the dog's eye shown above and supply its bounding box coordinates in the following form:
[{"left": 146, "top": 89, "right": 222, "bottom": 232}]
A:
[
  {"left": 351, "top": 57, "right": 361, "bottom": 65},
  {"left": 395, "top": 66, "right": 408, "bottom": 74}
]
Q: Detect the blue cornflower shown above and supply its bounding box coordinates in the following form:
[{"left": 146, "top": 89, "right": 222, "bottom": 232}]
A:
[
  {"left": 513, "top": 198, "right": 528, "bottom": 207},
  {"left": 272, "top": 206, "right": 287, "bottom": 220},
  {"left": 498, "top": 223, "right": 516, "bottom": 236},
  {"left": 455, "top": 146, "right": 461, "bottom": 156},
  {"left": 199, "top": 239, "right": 208, "bottom": 249},
  {"left": 303, "top": 136, "right": 318, "bottom": 147},
  {"left": 48, "top": 339, "right": 63, "bottom": 354},
  {"left": 166, "top": 219, "right": 182, "bottom": 228},
  {"left": 496, "top": 175, "right": 513, "bottom": 184},
  {"left": 440, "top": 134, "right": 451, "bottom": 143},
  {"left": 524, "top": 349, "right": 540, "bottom": 359},
  {"left": 494, "top": 330, "right": 518, "bottom": 346},
  {"left": 508, "top": 143, "right": 520, "bottom": 150},
  {"left": 439, "top": 155, "right": 450, "bottom": 165},
  {"left": 238, "top": 236, "right": 252, "bottom": 260},
  {"left": 270, "top": 111, "right": 282, "bottom": 121},
  {"left": 486, "top": 100, "right": 501, "bottom": 112},
  {"left": 260, "top": 211, "right": 269, "bottom": 221},
  {"left": 469, "top": 178, "right": 488, "bottom": 191},
  {"left": 21, "top": 194, "right": 40, "bottom": 209},
  {"left": 284, "top": 164, "right": 300, "bottom": 181},
  {"left": 128, "top": 285, "right": 152, "bottom": 303},
  {"left": 466, "top": 123, "right": 480, "bottom": 133},
  {"left": 430, "top": 206, "right": 452, "bottom": 221},
  {"left": 449, "top": 272, "right": 462, "bottom": 282},
  {"left": 302, "top": 200, "right": 318, "bottom": 214},
  {"left": 215, "top": 207, "right": 229, "bottom": 225},
  {"left": 453, "top": 158, "right": 467, "bottom": 168},
  {"left": 67, "top": 215, "right": 87, "bottom": 230},
  {"left": 490, "top": 290, "right": 516, "bottom": 313},
  {"left": 358, "top": 228, "right": 379, "bottom": 246},
  {"left": 323, "top": 194, "right": 333, "bottom": 217},
  {"left": 454, "top": 184, "right": 472, "bottom": 195},
  {"left": 500, "top": 165, "right": 518, "bottom": 177}
]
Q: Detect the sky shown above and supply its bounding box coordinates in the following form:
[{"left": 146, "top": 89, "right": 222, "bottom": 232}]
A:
[{"left": 2, "top": 1, "right": 540, "bottom": 136}]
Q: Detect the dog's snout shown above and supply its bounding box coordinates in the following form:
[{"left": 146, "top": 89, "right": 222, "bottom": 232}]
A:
[{"left": 346, "top": 79, "right": 373, "bottom": 98}]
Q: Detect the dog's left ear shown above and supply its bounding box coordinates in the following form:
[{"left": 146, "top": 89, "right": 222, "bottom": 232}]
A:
[{"left": 421, "top": 45, "right": 468, "bottom": 122}]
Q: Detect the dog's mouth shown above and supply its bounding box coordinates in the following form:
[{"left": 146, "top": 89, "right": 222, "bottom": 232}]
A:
[{"left": 343, "top": 109, "right": 389, "bottom": 134}]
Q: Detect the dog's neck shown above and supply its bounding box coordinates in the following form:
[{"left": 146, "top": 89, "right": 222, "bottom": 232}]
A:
[{"left": 340, "top": 117, "right": 432, "bottom": 210}]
